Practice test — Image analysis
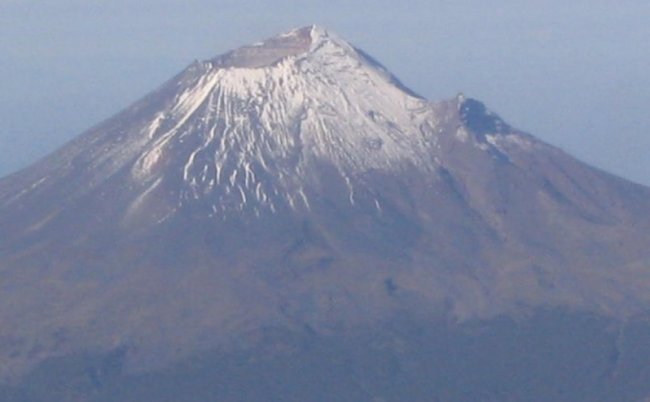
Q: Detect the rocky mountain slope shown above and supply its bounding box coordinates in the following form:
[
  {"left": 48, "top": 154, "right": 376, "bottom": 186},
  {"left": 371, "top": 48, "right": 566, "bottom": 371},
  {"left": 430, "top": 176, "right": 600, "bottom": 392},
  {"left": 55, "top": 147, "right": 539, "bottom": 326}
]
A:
[{"left": 1, "top": 26, "right": 650, "bottom": 401}]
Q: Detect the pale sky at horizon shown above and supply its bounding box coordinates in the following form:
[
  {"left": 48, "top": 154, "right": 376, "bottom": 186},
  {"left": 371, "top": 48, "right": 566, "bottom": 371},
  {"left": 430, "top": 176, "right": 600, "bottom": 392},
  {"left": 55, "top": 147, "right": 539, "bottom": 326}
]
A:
[{"left": 2, "top": 1, "right": 649, "bottom": 184}]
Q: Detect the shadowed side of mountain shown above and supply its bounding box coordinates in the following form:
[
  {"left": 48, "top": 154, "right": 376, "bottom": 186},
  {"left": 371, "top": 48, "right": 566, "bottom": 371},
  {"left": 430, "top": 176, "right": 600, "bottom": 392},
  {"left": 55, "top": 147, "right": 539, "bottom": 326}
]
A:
[{"left": 2, "top": 310, "right": 650, "bottom": 402}]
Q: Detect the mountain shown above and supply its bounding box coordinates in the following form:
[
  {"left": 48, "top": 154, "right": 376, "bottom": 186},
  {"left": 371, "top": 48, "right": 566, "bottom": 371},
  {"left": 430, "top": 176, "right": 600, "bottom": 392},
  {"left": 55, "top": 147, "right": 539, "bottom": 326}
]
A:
[{"left": 2, "top": 25, "right": 650, "bottom": 401}]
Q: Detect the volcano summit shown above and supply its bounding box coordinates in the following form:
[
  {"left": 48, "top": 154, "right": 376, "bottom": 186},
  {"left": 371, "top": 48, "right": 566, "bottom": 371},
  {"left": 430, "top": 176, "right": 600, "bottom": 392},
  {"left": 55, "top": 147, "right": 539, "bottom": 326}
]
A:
[{"left": 2, "top": 26, "right": 650, "bottom": 401}]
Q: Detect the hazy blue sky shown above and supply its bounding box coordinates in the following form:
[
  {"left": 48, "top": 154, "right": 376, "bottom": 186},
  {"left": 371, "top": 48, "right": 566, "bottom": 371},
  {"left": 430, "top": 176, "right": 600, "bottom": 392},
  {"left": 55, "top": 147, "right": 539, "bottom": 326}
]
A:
[{"left": 2, "top": 1, "right": 649, "bottom": 184}]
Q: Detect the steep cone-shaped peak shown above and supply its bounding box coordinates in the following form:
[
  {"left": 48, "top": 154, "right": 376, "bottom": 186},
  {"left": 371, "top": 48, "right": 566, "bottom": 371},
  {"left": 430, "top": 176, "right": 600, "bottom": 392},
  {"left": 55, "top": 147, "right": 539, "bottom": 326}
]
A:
[
  {"left": 0, "top": 25, "right": 440, "bottom": 228},
  {"left": 107, "top": 25, "right": 443, "bottom": 220},
  {"left": 4, "top": 26, "right": 650, "bottom": 397}
]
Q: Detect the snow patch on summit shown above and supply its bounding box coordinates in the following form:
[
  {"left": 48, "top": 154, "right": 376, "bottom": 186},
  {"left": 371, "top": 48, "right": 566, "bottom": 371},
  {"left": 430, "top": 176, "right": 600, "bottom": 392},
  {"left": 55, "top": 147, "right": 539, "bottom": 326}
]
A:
[
  {"left": 123, "top": 26, "right": 445, "bottom": 217},
  {"left": 117, "top": 26, "right": 522, "bottom": 219}
]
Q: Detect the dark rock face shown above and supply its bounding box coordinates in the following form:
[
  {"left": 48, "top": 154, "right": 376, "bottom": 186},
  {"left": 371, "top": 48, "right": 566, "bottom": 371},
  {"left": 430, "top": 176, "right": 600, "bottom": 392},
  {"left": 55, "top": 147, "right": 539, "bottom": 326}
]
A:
[
  {"left": 1, "top": 26, "right": 650, "bottom": 400},
  {"left": 459, "top": 97, "right": 511, "bottom": 135}
]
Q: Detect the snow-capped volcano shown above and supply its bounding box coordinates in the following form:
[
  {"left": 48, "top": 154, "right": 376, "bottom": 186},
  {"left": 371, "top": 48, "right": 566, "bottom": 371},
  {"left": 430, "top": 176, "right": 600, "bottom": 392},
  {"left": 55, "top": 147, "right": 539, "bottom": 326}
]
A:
[
  {"left": 0, "top": 27, "right": 540, "bottom": 228},
  {"left": 2, "top": 26, "right": 650, "bottom": 400},
  {"left": 0, "top": 26, "right": 535, "bottom": 225},
  {"left": 130, "top": 25, "right": 438, "bottom": 218}
]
